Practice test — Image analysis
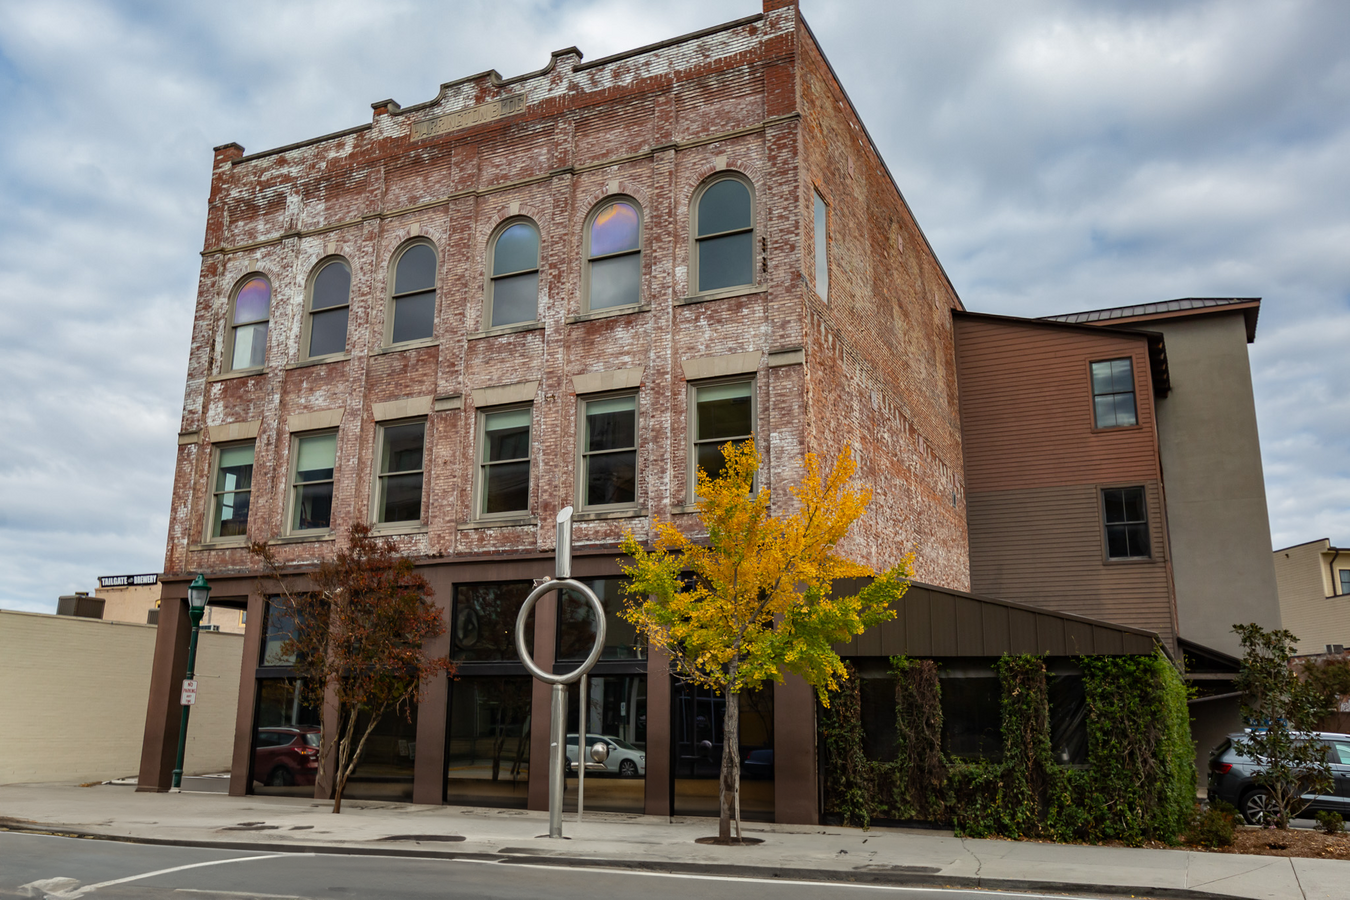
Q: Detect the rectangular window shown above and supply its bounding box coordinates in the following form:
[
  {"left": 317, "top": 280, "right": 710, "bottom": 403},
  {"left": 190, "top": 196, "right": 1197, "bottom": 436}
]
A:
[
  {"left": 452, "top": 582, "right": 534, "bottom": 662},
  {"left": 259, "top": 600, "right": 296, "bottom": 667},
  {"left": 1090, "top": 358, "right": 1138, "bottom": 428},
  {"left": 1103, "top": 486, "right": 1150, "bottom": 559},
  {"left": 558, "top": 577, "right": 643, "bottom": 660},
  {"left": 580, "top": 395, "right": 637, "bottom": 509},
  {"left": 290, "top": 432, "right": 337, "bottom": 533},
  {"left": 1339, "top": 570, "right": 1350, "bottom": 596},
  {"left": 691, "top": 380, "right": 754, "bottom": 491},
  {"left": 479, "top": 407, "right": 531, "bottom": 517},
  {"left": 210, "top": 442, "right": 254, "bottom": 539},
  {"left": 376, "top": 420, "right": 425, "bottom": 524},
  {"left": 813, "top": 190, "right": 828, "bottom": 301}
]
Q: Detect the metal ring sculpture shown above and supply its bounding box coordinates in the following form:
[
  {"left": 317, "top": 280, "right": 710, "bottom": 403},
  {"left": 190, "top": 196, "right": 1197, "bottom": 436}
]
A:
[{"left": 514, "top": 578, "right": 607, "bottom": 684}]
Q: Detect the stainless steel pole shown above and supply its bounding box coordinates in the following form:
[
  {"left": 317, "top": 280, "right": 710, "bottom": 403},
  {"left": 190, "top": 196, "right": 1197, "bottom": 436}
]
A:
[
  {"left": 577, "top": 672, "right": 587, "bottom": 824},
  {"left": 548, "top": 682, "right": 567, "bottom": 839}
]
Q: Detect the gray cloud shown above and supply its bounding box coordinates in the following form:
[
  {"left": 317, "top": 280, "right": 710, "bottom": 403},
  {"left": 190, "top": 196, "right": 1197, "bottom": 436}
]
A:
[{"left": 0, "top": 0, "right": 1344, "bottom": 611}]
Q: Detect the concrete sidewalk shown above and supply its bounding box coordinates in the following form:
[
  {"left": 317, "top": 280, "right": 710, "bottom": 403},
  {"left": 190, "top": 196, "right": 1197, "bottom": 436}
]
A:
[{"left": 0, "top": 782, "right": 1344, "bottom": 900}]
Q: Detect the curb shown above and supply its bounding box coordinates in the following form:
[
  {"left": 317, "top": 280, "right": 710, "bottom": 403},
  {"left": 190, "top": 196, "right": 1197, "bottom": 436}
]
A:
[{"left": 0, "top": 823, "right": 1246, "bottom": 900}]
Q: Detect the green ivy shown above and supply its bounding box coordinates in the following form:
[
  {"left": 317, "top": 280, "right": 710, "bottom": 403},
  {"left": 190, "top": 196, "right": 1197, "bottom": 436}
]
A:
[{"left": 822, "top": 649, "right": 1194, "bottom": 845}]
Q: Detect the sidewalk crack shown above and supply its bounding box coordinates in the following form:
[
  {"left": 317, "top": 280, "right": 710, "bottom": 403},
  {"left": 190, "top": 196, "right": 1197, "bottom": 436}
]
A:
[
  {"left": 1188, "top": 858, "right": 1280, "bottom": 889},
  {"left": 959, "top": 837, "right": 983, "bottom": 881},
  {"left": 1289, "top": 857, "right": 1308, "bottom": 900}
]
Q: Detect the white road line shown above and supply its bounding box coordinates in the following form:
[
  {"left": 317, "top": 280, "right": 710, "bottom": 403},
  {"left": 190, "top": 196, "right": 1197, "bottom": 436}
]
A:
[
  {"left": 175, "top": 890, "right": 306, "bottom": 898},
  {"left": 48, "top": 853, "right": 309, "bottom": 899}
]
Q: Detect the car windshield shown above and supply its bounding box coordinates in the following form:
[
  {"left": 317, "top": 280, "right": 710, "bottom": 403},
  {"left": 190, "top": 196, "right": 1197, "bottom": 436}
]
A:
[{"left": 304, "top": 732, "right": 321, "bottom": 748}]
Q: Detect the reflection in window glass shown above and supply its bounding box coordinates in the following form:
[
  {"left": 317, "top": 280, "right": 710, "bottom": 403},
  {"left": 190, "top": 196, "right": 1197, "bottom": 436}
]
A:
[
  {"left": 377, "top": 421, "right": 425, "bottom": 524},
  {"left": 693, "top": 381, "right": 753, "bottom": 483},
  {"left": 813, "top": 190, "right": 828, "bottom": 301},
  {"left": 211, "top": 443, "right": 254, "bottom": 538},
  {"left": 391, "top": 244, "right": 436, "bottom": 343},
  {"left": 452, "top": 582, "right": 535, "bottom": 662},
  {"left": 1090, "top": 358, "right": 1137, "bottom": 428},
  {"left": 1103, "top": 486, "right": 1149, "bottom": 559},
  {"left": 673, "top": 681, "right": 773, "bottom": 820},
  {"left": 587, "top": 201, "right": 641, "bottom": 310},
  {"left": 480, "top": 408, "right": 531, "bottom": 515},
  {"left": 231, "top": 277, "right": 270, "bottom": 370},
  {"left": 858, "top": 676, "right": 898, "bottom": 762},
  {"left": 1048, "top": 673, "right": 1087, "bottom": 765},
  {"left": 695, "top": 179, "right": 753, "bottom": 292},
  {"left": 260, "top": 601, "right": 296, "bottom": 667},
  {"left": 291, "top": 433, "right": 337, "bottom": 532},
  {"left": 490, "top": 223, "right": 540, "bottom": 327},
  {"left": 558, "top": 577, "right": 642, "bottom": 661},
  {"left": 308, "top": 261, "right": 350, "bottom": 357},
  {"left": 939, "top": 674, "right": 1002, "bottom": 761},
  {"left": 251, "top": 678, "right": 321, "bottom": 796},
  {"left": 562, "top": 676, "right": 646, "bottom": 813},
  {"left": 582, "top": 395, "right": 637, "bottom": 508},
  {"left": 446, "top": 676, "right": 532, "bottom": 808},
  {"left": 341, "top": 705, "right": 417, "bottom": 801}
]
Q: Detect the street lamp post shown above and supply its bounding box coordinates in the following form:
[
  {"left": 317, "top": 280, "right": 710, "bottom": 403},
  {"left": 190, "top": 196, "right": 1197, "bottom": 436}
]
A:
[{"left": 171, "top": 574, "right": 211, "bottom": 790}]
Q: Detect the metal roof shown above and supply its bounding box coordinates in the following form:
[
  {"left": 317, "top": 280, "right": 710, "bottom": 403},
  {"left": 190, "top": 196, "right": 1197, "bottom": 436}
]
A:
[{"left": 1043, "top": 298, "right": 1260, "bottom": 342}]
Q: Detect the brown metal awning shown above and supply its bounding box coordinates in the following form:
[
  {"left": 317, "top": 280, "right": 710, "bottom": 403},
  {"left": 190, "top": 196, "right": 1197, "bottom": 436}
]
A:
[{"left": 835, "top": 580, "right": 1161, "bottom": 658}]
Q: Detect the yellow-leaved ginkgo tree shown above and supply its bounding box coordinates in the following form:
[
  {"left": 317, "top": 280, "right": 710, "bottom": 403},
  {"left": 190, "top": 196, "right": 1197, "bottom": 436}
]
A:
[{"left": 620, "top": 438, "right": 909, "bottom": 843}]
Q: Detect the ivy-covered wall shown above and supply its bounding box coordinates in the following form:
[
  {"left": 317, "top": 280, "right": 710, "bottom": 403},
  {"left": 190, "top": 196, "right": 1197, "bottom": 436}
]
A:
[{"left": 821, "top": 651, "right": 1194, "bottom": 845}]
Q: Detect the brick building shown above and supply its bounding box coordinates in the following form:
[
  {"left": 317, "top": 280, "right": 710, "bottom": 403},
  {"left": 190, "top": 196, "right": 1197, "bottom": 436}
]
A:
[
  {"left": 139, "top": 1, "right": 969, "bottom": 823},
  {"left": 139, "top": 2, "right": 1281, "bottom": 820}
]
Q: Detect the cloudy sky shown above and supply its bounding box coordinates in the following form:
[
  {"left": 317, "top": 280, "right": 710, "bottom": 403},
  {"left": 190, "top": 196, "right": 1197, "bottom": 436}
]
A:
[{"left": 1, "top": 0, "right": 1346, "bottom": 613}]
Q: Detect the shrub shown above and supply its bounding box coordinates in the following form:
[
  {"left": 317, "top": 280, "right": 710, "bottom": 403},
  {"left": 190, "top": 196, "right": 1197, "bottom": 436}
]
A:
[
  {"left": 1314, "top": 811, "right": 1344, "bottom": 835},
  {"left": 1184, "top": 803, "right": 1236, "bottom": 848}
]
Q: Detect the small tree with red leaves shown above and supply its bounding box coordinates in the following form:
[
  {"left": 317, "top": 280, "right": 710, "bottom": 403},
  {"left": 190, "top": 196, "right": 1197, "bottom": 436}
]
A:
[{"left": 253, "top": 524, "right": 453, "bottom": 813}]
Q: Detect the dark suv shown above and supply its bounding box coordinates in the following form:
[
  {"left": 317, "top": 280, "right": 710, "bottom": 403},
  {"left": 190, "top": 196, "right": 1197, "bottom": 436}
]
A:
[{"left": 1208, "top": 731, "right": 1350, "bottom": 824}]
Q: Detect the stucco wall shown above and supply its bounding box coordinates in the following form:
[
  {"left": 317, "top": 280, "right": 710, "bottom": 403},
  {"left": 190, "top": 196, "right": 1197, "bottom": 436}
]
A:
[
  {"left": 1150, "top": 312, "right": 1281, "bottom": 657},
  {"left": 0, "top": 610, "right": 242, "bottom": 784}
]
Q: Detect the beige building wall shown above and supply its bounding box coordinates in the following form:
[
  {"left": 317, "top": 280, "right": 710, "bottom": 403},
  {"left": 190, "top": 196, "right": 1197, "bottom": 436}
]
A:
[
  {"left": 96, "top": 583, "right": 246, "bottom": 634},
  {"left": 1274, "top": 538, "right": 1350, "bottom": 655},
  {"left": 0, "top": 610, "right": 243, "bottom": 784},
  {"left": 1148, "top": 311, "right": 1282, "bottom": 657}
]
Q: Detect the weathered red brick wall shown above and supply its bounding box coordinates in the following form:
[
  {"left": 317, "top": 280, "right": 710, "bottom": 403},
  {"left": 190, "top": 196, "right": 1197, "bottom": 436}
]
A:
[
  {"left": 164, "top": 2, "right": 967, "bottom": 598},
  {"left": 791, "top": 23, "right": 970, "bottom": 589}
]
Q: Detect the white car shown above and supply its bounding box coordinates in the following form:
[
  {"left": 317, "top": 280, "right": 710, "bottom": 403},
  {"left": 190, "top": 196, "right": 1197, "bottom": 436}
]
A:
[{"left": 565, "top": 733, "right": 646, "bottom": 777}]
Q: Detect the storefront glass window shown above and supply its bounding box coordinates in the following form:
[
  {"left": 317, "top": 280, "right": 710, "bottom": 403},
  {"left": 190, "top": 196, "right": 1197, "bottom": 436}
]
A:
[
  {"left": 672, "top": 681, "right": 773, "bottom": 820},
  {"left": 251, "top": 678, "right": 321, "bottom": 797},
  {"left": 452, "top": 582, "right": 535, "bottom": 661},
  {"left": 445, "top": 676, "right": 533, "bottom": 808},
  {"left": 561, "top": 675, "right": 646, "bottom": 814},
  {"left": 341, "top": 705, "right": 418, "bottom": 802},
  {"left": 557, "top": 577, "right": 642, "bottom": 661}
]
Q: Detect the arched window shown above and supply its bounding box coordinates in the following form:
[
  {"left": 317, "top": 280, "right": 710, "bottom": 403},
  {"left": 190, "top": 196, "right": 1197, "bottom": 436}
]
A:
[
  {"left": 304, "top": 259, "right": 351, "bottom": 359},
  {"left": 584, "top": 199, "right": 641, "bottom": 312},
  {"left": 389, "top": 243, "right": 437, "bottom": 344},
  {"left": 692, "top": 175, "right": 754, "bottom": 293},
  {"left": 227, "top": 275, "right": 270, "bottom": 371},
  {"left": 486, "top": 221, "right": 539, "bottom": 328}
]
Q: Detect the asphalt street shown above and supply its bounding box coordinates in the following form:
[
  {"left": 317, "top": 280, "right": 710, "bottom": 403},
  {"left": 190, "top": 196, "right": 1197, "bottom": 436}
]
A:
[{"left": 0, "top": 832, "right": 1119, "bottom": 900}]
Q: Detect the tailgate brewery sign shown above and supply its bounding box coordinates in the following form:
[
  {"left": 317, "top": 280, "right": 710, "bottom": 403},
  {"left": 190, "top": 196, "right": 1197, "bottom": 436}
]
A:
[{"left": 412, "top": 94, "right": 526, "bottom": 140}]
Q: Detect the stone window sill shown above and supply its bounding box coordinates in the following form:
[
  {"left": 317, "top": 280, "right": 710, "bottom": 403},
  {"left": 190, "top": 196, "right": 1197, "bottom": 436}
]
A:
[
  {"left": 573, "top": 507, "right": 647, "bottom": 522},
  {"left": 458, "top": 516, "right": 538, "bottom": 531},
  {"left": 189, "top": 540, "right": 250, "bottom": 552},
  {"left": 566, "top": 305, "right": 649, "bottom": 324},
  {"left": 677, "top": 284, "right": 768, "bottom": 306},
  {"left": 371, "top": 523, "right": 429, "bottom": 536},
  {"left": 269, "top": 532, "right": 337, "bottom": 545},
  {"left": 208, "top": 367, "right": 265, "bottom": 383},
  {"left": 468, "top": 322, "right": 544, "bottom": 341},
  {"left": 287, "top": 353, "right": 351, "bottom": 370},
  {"left": 375, "top": 340, "right": 438, "bottom": 355}
]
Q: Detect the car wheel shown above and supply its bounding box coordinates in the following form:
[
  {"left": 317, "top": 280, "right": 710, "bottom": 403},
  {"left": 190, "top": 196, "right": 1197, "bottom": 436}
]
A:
[
  {"left": 266, "top": 766, "right": 294, "bottom": 787},
  {"left": 1241, "top": 788, "right": 1279, "bottom": 826},
  {"left": 620, "top": 759, "right": 638, "bottom": 778}
]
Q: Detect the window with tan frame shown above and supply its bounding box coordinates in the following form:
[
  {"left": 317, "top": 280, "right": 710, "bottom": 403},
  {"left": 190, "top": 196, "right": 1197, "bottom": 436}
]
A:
[
  {"left": 583, "top": 199, "right": 642, "bottom": 313},
  {"left": 303, "top": 258, "right": 351, "bottom": 359},
  {"left": 485, "top": 219, "right": 540, "bottom": 329},
  {"left": 476, "top": 406, "right": 532, "bottom": 519},
  {"left": 207, "top": 441, "right": 254, "bottom": 541},
  {"left": 688, "top": 379, "right": 755, "bottom": 501},
  {"left": 373, "top": 419, "right": 426, "bottom": 526},
  {"left": 691, "top": 174, "right": 755, "bottom": 295},
  {"left": 387, "top": 242, "right": 437, "bottom": 345},
  {"left": 578, "top": 393, "right": 638, "bottom": 511},
  {"left": 287, "top": 431, "right": 338, "bottom": 534},
  {"left": 224, "top": 275, "right": 271, "bottom": 372}
]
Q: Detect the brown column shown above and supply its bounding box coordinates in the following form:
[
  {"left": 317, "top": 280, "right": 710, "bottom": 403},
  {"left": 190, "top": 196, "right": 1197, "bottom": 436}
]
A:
[
  {"left": 526, "top": 592, "right": 557, "bottom": 811},
  {"left": 316, "top": 681, "right": 340, "bottom": 800},
  {"left": 643, "top": 648, "right": 672, "bottom": 817},
  {"left": 773, "top": 674, "right": 819, "bottom": 825},
  {"left": 227, "top": 591, "right": 266, "bottom": 797},
  {"left": 136, "top": 586, "right": 191, "bottom": 792},
  {"left": 413, "top": 623, "right": 451, "bottom": 805}
]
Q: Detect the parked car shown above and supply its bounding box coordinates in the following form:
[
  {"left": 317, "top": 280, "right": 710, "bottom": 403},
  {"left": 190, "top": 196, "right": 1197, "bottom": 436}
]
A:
[
  {"left": 253, "top": 726, "right": 321, "bottom": 787},
  {"left": 1208, "top": 731, "right": 1350, "bottom": 824},
  {"left": 742, "top": 748, "right": 774, "bottom": 780},
  {"left": 565, "top": 734, "right": 646, "bottom": 778}
]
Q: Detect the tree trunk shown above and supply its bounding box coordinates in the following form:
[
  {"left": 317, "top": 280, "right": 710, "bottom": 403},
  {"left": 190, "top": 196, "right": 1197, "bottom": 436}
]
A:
[{"left": 719, "top": 661, "right": 741, "bottom": 842}]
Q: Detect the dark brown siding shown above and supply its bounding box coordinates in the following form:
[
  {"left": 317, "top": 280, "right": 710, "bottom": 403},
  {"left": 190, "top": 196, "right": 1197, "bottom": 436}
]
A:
[{"left": 953, "top": 315, "right": 1176, "bottom": 649}]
